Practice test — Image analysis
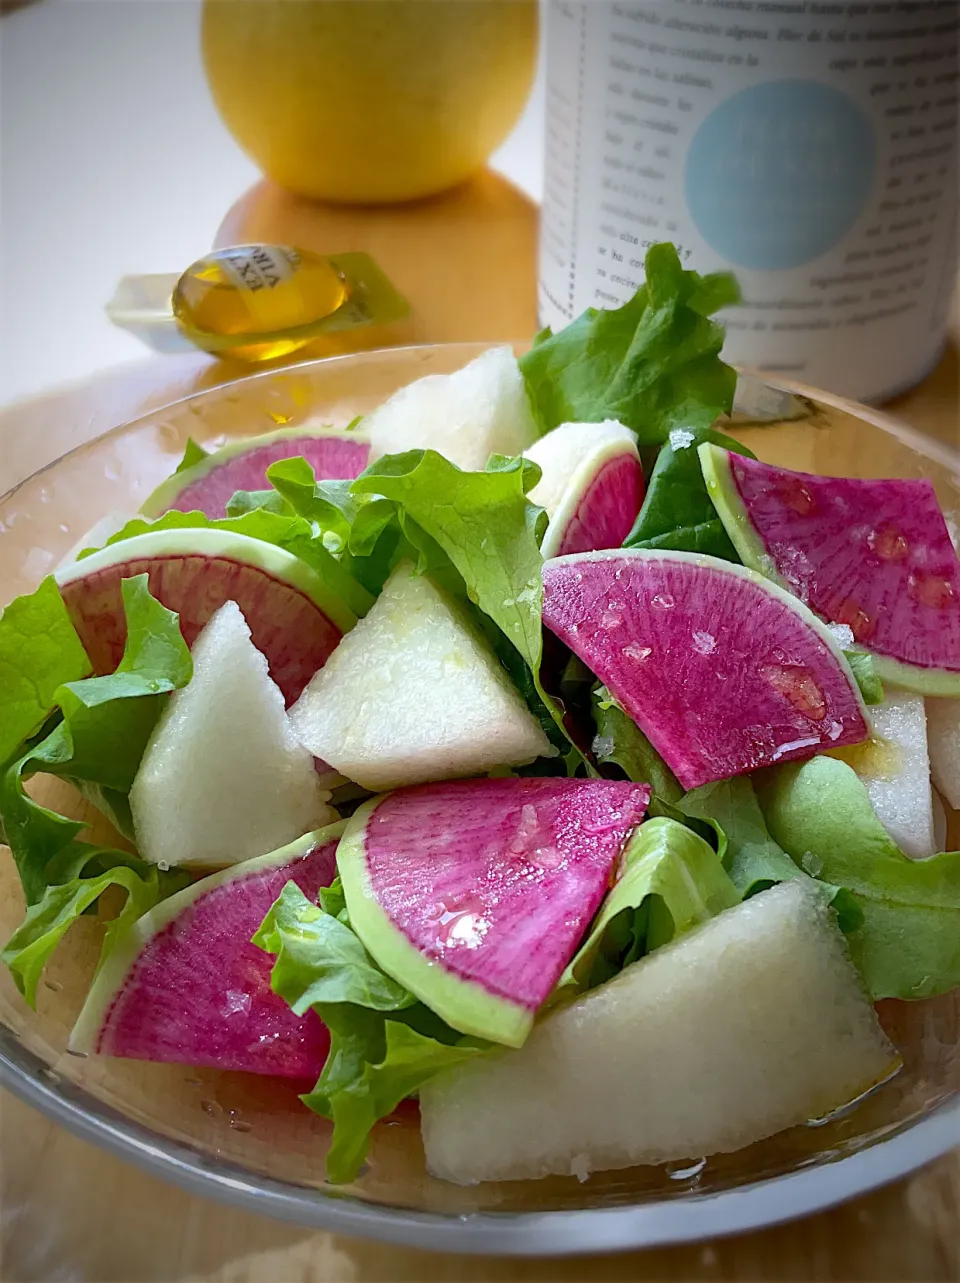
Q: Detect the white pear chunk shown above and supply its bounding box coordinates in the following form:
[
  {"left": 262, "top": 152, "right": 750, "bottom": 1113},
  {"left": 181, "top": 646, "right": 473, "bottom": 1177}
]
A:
[
  {"left": 420, "top": 882, "right": 899, "bottom": 1186},
  {"left": 130, "top": 601, "right": 336, "bottom": 869},
  {"left": 851, "top": 692, "right": 935, "bottom": 859},
  {"left": 363, "top": 346, "right": 537, "bottom": 471},
  {"left": 926, "top": 697, "right": 960, "bottom": 811},
  {"left": 289, "top": 562, "right": 553, "bottom": 792},
  {"left": 523, "top": 420, "right": 637, "bottom": 517}
]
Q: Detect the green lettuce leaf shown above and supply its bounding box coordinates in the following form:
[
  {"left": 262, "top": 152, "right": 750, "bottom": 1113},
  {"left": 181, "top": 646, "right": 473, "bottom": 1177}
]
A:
[
  {"left": 173, "top": 437, "right": 207, "bottom": 474},
  {"left": 255, "top": 881, "right": 487, "bottom": 1183},
  {"left": 82, "top": 506, "right": 373, "bottom": 620},
  {"left": 843, "top": 650, "right": 884, "bottom": 706},
  {"left": 224, "top": 488, "right": 292, "bottom": 518},
  {"left": 0, "top": 577, "right": 92, "bottom": 765},
  {"left": 352, "top": 450, "right": 546, "bottom": 670},
  {"left": 624, "top": 425, "right": 753, "bottom": 558},
  {"left": 756, "top": 755, "right": 960, "bottom": 1000},
  {"left": 558, "top": 816, "right": 739, "bottom": 993},
  {"left": 1, "top": 847, "right": 179, "bottom": 1007},
  {"left": 1, "top": 575, "right": 191, "bottom": 904},
  {"left": 519, "top": 243, "right": 740, "bottom": 443},
  {"left": 265, "top": 457, "right": 400, "bottom": 594},
  {"left": 591, "top": 686, "right": 682, "bottom": 802},
  {"left": 1, "top": 576, "right": 194, "bottom": 1000},
  {"left": 676, "top": 775, "right": 862, "bottom": 933},
  {"left": 351, "top": 449, "right": 579, "bottom": 764}
]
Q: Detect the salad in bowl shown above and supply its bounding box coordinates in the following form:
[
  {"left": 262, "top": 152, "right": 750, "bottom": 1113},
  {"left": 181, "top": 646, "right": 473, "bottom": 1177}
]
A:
[{"left": 1, "top": 244, "right": 958, "bottom": 1199}]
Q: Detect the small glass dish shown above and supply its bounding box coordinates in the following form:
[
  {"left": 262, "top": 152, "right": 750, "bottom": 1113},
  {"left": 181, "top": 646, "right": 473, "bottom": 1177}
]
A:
[{"left": 1, "top": 344, "right": 957, "bottom": 1255}]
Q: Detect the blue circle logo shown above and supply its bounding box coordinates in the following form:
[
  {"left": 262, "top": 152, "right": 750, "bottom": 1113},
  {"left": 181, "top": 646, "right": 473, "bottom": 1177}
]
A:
[{"left": 685, "top": 79, "right": 876, "bottom": 270}]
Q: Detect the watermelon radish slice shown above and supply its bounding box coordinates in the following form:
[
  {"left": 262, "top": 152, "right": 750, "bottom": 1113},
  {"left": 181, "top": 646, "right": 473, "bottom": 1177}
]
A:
[
  {"left": 337, "top": 778, "right": 651, "bottom": 1048},
  {"left": 542, "top": 549, "right": 869, "bottom": 790},
  {"left": 69, "top": 827, "right": 342, "bottom": 1076},
  {"left": 141, "top": 427, "right": 370, "bottom": 519},
  {"left": 56, "top": 529, "right": 356, "bottom": 705},
  {"left": 699, "top": 445, "right": 960, "bottom": 697},
  {"left": 525, "top": 421, "right": 645, "bottom": 559}
]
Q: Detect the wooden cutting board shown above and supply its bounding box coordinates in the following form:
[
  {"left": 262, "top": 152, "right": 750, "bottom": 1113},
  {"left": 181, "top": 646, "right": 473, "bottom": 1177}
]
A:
[{"left": 1, "top": 179, "right": 958, "bottom": 1282}]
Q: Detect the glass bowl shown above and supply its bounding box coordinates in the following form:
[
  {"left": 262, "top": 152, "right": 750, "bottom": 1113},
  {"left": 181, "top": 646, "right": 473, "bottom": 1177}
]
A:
[{"left": 1, "top": 343, "right": 958, "bottom": 1255}]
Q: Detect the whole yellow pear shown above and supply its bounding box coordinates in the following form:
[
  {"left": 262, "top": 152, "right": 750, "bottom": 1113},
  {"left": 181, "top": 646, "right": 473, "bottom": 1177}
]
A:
[{"left": 202, "top": 0, "right": 538, "bottom": 203}]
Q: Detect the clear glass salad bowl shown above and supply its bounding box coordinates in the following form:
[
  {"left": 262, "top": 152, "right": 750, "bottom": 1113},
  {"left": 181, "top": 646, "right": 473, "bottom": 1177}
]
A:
[{"left": 1, "top": 343, "right": 958, "bottom": 1255}]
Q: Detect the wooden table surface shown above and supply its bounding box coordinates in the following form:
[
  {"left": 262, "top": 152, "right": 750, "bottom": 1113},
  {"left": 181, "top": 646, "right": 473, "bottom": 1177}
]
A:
[{"left": 1, "top": 174, "right": 958, "bottom": 1283}]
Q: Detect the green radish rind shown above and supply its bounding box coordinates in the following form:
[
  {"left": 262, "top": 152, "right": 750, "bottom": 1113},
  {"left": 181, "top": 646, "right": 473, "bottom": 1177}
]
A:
[
  {"left": 139, "top": 427, "right": 369, "bottom": 519},
  {"left": 698, "top": 443, "right": 960, "bottom": 698},
  {"left": 336, "top": 797, "right": 532, "bottom": 1049},
  {"left": 69, "top": 823, "right": 346, "bottom": 1055},
  {"left": 56, "top": 527, "right": 359, "bottom": 636}
]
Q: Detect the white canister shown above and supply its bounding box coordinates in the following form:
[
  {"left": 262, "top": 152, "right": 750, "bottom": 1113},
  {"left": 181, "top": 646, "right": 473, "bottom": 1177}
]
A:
[{"left": 539, "top": 0, "right": 959, "bottom": 402}]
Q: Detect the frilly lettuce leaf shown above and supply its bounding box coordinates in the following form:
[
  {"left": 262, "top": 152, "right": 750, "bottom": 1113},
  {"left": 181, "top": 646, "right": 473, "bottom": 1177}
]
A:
[
  {"left": 1, "top": 847, "right": 182, "bottom": 1007},
  {"left": 519, "top": 242, "right": 739, "bottom": 442},
  {"left": 756, "top": 755, "right": 960, "bottom": 1000},
  {"left": 255, "top": 880, "right": 486, "bottom": 1183},
  {"left": 0, "top": 577, "right": 92, "bottom": 765},
  {"left": 558, "top": 817, "right": 739, "bottom": 994},
  {"left": 1, "top": 576, "right": 194, "bottom": 1000},
  {"left": 352, "top": 450, "right": 546, "bottom": 671},
  {"left": 269, "top": 449, "right": 576, "bottom": 766}
]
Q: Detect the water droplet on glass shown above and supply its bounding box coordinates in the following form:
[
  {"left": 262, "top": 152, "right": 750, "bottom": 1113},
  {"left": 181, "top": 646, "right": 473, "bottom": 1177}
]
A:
[
  {"left": 229, "top": 1118, "right": 253, "bottom": 1133},
  {"left": 200, "top": 1098, "right": 223, "bottom": 1118},
  {"left": 58, "top": 522, "right": 71, "bottom": 535},
  {"left": 38, "top": 485, "right": 53, "bottom": 504},
  {"left": 184, "top": 1076, "right": 203, "bottom": 1087},
  {"left": 104, "top": 463, "right": 122, "bottom": 482},
  {"left": 43, "top": 978, "right": 63, "bottom": 993},
  {"left": 666, "top": 1156, "right": 706, "bottom": 1181},
  {"left": 65, "top": 1047, "right": 88, "bottom": 1059}
]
